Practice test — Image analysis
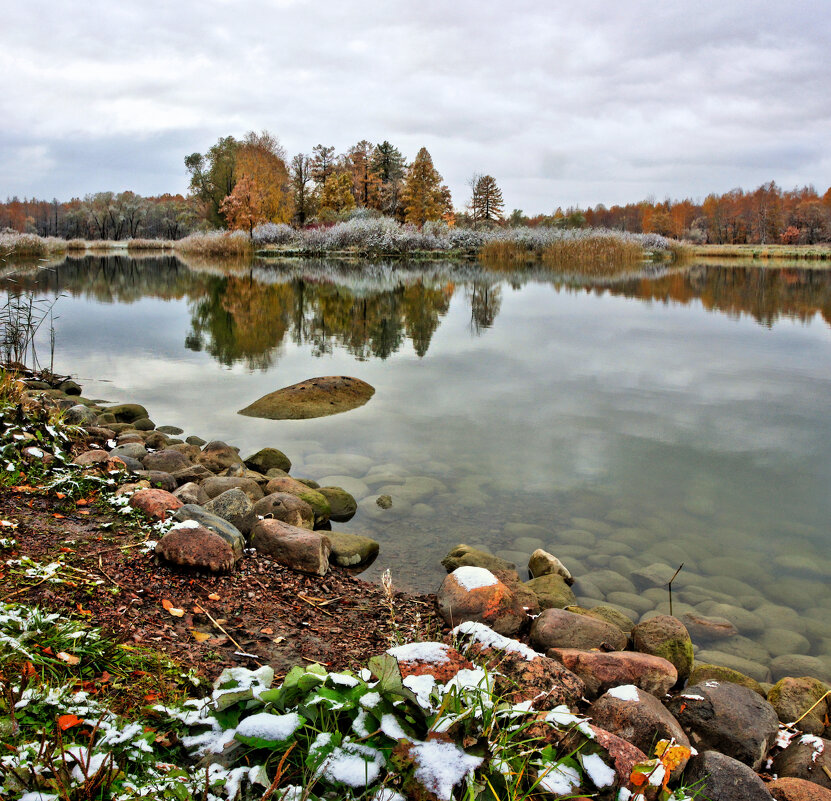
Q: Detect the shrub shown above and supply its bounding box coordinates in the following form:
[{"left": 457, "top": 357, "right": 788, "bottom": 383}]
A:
[
  {"left": 251, "top": 222, "right": 296, "bottom": 246},
  {"left": 126, "top": 238, "right": 173, "bottom": 250},
  {"left": 173, "top": 230, "right": 253, "bottom": 257}
]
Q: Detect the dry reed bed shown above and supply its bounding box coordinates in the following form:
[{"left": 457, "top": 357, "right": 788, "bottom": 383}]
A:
[{"left": 172, "top": 231, "right": 253, "bottom": 257}]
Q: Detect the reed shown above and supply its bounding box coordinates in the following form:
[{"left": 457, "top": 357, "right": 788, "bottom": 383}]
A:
[
  {"left": 126, "top": 238, "right": 173, "bottom": 251},
  {"left": 65, "top": 238, "right": 88, "bottom": 251},
  {"left": 541, "top": 234, "right": 644, "bottom": 274},
  {"left": 173, "top": 230, "right": 253, "bottom": 257},
  {"left": 0, "top": 232, "right": 48, "bottom": 258},
  {"left": 478, "top": 239, "right": 534, "bottom": 263}
]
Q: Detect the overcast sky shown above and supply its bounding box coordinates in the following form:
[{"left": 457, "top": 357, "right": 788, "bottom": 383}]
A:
[{"left": 2, "top": 0, "right": 829, "bottom": 213}]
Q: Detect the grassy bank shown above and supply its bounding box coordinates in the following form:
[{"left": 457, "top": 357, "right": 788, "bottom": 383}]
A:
[{"left": 693, "top": 243, "right": 831, "bottom": 260}]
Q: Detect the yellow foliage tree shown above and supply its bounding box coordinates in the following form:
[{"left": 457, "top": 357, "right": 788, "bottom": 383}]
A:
[
  {"left": 219, "top": 175, "right": 268, "bottom": 235},
  {"left": 319, "top": 172, "right": 356, "bottom": 215},
  {"left": 401, "top": 147, "right": 451, "bottom": 227},
  {"left": 233, "top": 131, "right": 293, "bottom": 224}
]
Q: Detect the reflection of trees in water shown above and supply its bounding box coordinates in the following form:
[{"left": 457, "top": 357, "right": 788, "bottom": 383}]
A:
[{"left": 4, "top": 255, "right": 831, "bottom": 370}]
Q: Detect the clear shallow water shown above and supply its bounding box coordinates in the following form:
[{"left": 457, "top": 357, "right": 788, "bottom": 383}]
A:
[{"left": 3, "top": 254, "right": 831, "bottom": 682}]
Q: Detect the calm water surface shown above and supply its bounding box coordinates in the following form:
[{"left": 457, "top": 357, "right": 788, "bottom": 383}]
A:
[{"left": 3, "top": 254, "right": 830, "bottom": 681}]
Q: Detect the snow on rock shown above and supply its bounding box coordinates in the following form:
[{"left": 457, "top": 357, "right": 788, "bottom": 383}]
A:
[
  {"left": 537, "top": 762, "right": 582, "bottom": 795},
  {"left": 388, "top": 641, "right": 452, "bottom": 664},
  {"left": 580, "top": 752, "right": 616, "bottom": 788},
  {"left": 451, "top": 565, "right": 498, "bottom": 591},
  {"left": 170, "top": 519, "right": 201, "bottom": 530},
  {"left": 451, "top": 620, "right": 541, "bottom": 661},
  {"left": 607, "top": 685, "right": 640, "bottom": 702},
  {"left": 409, "top": 739, "right": 484, "bottom": 801},
  {"left": 403, "top": 673, "right": 437, "bottom": 708},
  {"left": 800, "top": 734, "right": 825, "bottom": 762},
  {"left": 235, "top": 712, "right": 303, "bottom": 742}
]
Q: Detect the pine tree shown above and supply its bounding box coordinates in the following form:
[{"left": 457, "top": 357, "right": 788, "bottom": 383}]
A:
[
  {"left": 471, "top": 175, "right": 505, "bottom": 222},
  {"left": 401, "top": 147, "right": 449, "bottom": 227}
]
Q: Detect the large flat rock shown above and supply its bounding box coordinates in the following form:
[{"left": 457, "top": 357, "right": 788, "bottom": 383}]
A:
[{"left": 238, "top": 376, "right": 375, "bottom": 420}]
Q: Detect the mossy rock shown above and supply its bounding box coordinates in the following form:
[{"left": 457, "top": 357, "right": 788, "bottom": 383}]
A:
[
  {"left": 244, "top": 447, "right": 292, "bottom": 474},
  {"left": 632, "top": 615, "right": 694, "bottom": 680},
  {"left": 132, "top": 417, "right": 155, "bottom": 431},
  {"left": 326, "top": 530, "right": 379, "bottom": 568},
  {"left": 523, "top": 574, "right": 577, "bottom": 609},
  {"left": 317, "top": 486, "right": 358, "bottom": 522},
  {"left": 97, "top": 412, "right": 117, "bottom": 424},
  {"left": 296, "top": 478, "right": 320, "bottom": 489},
  {"left": 767, "top": 676, "right": 831, "bottom": 735},
  {"left": 441, "top": 544, "right": 517, "bottom": 576},
  {"left": 106, "top": 403, "right": 149, "bottom": 423},
  {"left": 238, "top": 376, "right": 375, "bottom": 420},
  {"left": 687, "top": 663, "right": 766, "bottom": 697},
  {"left": 583, "top": 605, "right": 636, "bottom": 633},
  {"left": 157, "top": 425, "right": 184, "bottom": 435}
]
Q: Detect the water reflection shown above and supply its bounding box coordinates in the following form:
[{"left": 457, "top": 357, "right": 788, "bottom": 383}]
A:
[{"left": 3, "top": 255, "right": 830, "bottom": 372}]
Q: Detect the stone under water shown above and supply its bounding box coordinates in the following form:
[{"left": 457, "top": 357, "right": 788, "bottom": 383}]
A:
[{"left": 238, "top": 376, "right": 375, "bottom": 420}]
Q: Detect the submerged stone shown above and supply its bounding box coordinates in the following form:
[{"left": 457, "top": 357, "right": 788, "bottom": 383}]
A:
[{"left": 238, "top": 376, "right": 375, "bottom": 420}]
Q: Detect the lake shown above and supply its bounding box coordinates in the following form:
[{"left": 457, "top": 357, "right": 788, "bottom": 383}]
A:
[{"left": 3, "top": 252, "right": 830, "bottom": 682}]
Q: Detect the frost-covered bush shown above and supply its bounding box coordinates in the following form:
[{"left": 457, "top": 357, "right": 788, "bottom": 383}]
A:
[{"left": 252, "top": 223, "right": 297, "bottom": 246}]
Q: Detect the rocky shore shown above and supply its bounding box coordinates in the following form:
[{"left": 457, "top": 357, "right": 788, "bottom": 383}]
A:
[{"left": 5, "top": 374, "right": 831, "bottom": 800}]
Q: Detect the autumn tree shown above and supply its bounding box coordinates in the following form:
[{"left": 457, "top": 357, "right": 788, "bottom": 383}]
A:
[
  {"left": 318, "top": 171, "right": 356, "bottom": 216},
  {"left": 290, "top": 153, "right": 315, "bottom": 226},
  {"left": 470, "top": 175, "right": 505, "bottom": 222},
  {"left": 347, "top": 140, "right": 381, "bottom": 208},
  {"left": 400, "top": 147, "right": 450, "bottom": 227},
  {"left": 311, "top": 144, "right": 337, "bottom": 188},
  {"left": 185, "top": 136, "right": 239, "bottom": 227},
  {"left": 219, "top": 175, "right": 268, "bottom": 235},
  {"left": 372, "top": 141, "right": 407, "bottom": 218},
  {"left": 234, "top": 131, "right": 293, "bottom": 224}
]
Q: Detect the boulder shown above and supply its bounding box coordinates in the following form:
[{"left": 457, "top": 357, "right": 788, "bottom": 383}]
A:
[
  {"left": 238, "top": 376, "right": 375, "bottom": 420},
  {"left": 204, "top": 488, "right": 256, "bottom": 536},
  {"left": 316, "top": 486, "right": 358, "bottom": 522},
  {"left": 588, "top": 686, "right": 690, "bottom": 775},
  {"left": 681, "top": 611, "right": 739, "bottom": 642},
  {"left": 666, "top": 681, "right": 779, "bottom": 769},
  {"left": 523, "top": 574, "right": 577, "bottom": 609},
  {"left": 72, "top": 449, "right": 111, "bottom": 466},
  {"left": 688, "top": 663, "right": 766, "bottom": 697},
  {"left": 588, "top": 726, "right": 647, "bottom": 790},
  {"left": 195, "top": 441, "right": 244, "bottom": 473},
  {"left": 767, "top": 677, "right": 830, "bottom": 736},
  {"left": 250, "top": 519, "right": 331, "bottom": 576},
  {"left": 200, "top": 476, "right": 264, "bottom": 503},
  {"left": 105, "top": 403, "right": 149, "bottom": 423},
  {"left": 388, "top": 643, "right": 474, "bottom": 684},
  {"left": 325, "top": 530, "right": 379, "bottom": 568},
  {"left": 129, "top": 488, "right": 183, "bottom": 521},
  {"left": 171, "top": 464, "right": 213, "bottom": 486},
  {"left": 263, "top": 477, "right": 330, "bottom": 525},
  {"left": 187, "top": 435, "right": 207, "bottom": 447},
  {"left": 530, "top": 608, "right": 627, "bottom": 653},
  {"left": 64, "top": 404, "right": 98, "bottom": 426},
  {"left": 252, "top": 492, "right": 314, "bottom": 530},
  {"left": 683, "top": 751, "right": 774, "bottom": 801},
  {"left": 173, "top": 481, "right": 210, "bottom": 506},
  {"left": 58, "top": 379, "right": 82, "bottom": 395},
  {"left": 437, "top": 566, "right": 528, "bottom": 636},
  {"left": 767, "top": 777, "right": 831, "bottom": 801},
  {"left": 156, "top": 523, "right": 238, "bottom": 573},
  {"left": 771, "top": 735, "right": 831, "bottom": 790},
  {"left": 441, "top": 543, "right": 518, "bottom": 578},
  {"left": 82, "top": 425, "right": 116, "bottom": 442},
  {"left": 156, "top": 425, "right": 184, "bottom": 435},
  {"left": 171, "top": 505, "right": 245, "bottom": 554},
  {"left": 547, "top": 649, "right": 677, "bottom": 699},
  {"left": 110, "top": 442, "right": 148, "bottom": 461},
  {"left": 771, "top": 655, "right": 831, "bottom": 683},
  {"left": 142, "top": 449, "right": 193, "bottom": 474},
  {"left": 132, "top": 470, "right": 177, "bottom": 492},
  {"left": 582, "top": 605, "right": 636, "bottom": 634},
  {"left": 132, "top": 417, "right": 155, "bottom": 431},
  {"left": 142, "top": 431, "right": 170, "bottom": 450},
  {"left": 528, "top": 548, "right": 573, "bottom": 584},
  {"left": 244, "top": 447, "right": 292, "bottom": 474},
  {"left": 631, "top": 614, "right": 694, "bottom": 681}
]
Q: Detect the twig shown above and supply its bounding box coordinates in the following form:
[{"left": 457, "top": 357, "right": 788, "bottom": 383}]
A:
[
  {"left": 82, "top": 536, "right": 150, "bottom": 557},
  {"left": 193, "top": 603, "right": 258, "bottom": 662},
  {"left": 823, "top": 766, "right": 831, "bottom": 782},
  {"left": 297, "top": 593, "right": 333, "bottom": 617},
  {"left": 667, "top": 563, "right": 684, "bottom": 617},
  {"left": 792, "top": 690, "right": 831, "bottom": 726},
  {"left": 2, "top": 575, "right": 52, "bottom": 600},
  {"left": 96, "top": 555, "right": 124, "bottom": 589}
]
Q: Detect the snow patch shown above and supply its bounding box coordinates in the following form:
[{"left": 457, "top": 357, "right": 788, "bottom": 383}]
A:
[
  {"left": 235, "top": 712, "right": 302, "bottom": 742},
  {"left": 317, "top": 740, "right": 385, "bottom": 787},
  {"left": 388, "top": 641, "right": 451, "bottom": 664},
  {"left": 451, "top": 566, "right": 498, "bottom": 591},
  {"left": 170, "top": 519, "right": 201, "bottom": 530},
  {"left": 607, "top": 685, "right": 640, "bottom": 702},
  {"left": 800, "top": 734, "right": 825, "bottom": 762},
  {"left": 580, "top": 752, "right": 616, "bottom": 788},
  {"left": 409, "top": 739, "right": 484, "bottom": 801},
  {"left": 403, "top": 673, "right": 437, "bottom": 708},
  {"left": 538, "top": 762, "right": 582, "bottom": 795},
  {"left": 380, "top": 713, "right": 408, "bottom": 740},
  {"left": 451, "top": 621, "right": 540, "bottom": 661}
]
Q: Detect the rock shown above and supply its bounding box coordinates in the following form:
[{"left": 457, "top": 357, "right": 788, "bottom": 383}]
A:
[
  {"left": 201, "top": 476, "right": 264, "bottom": 503},
  {"left": 530, "top": 608, "right": 627, "bottom": 653},
  {"left": 316, "top": 486, "right": 358, "bottom": 522},
  {"left": 681, "top": 611, "right": 739, "bottom": 642},
  {"left": 772, "top": 735, "right": 831, "bottom": 790},
  {"left": 58, "top": 380, "right": 82, "bottom": 395},
  {"left": 252, "top": 493, "right": 314, "bottom": 530},
  {"left": 173, "top": 482, "right": 210, "bottom": 506},
  {"left": 64, "top": 404, "right": 98, "bottom": 426},
  {"left": 142, "top": 449, "right": 193, "bottom": 474},
  {"left": 186, "top": 435, "right": 206, "bottom": 447},
  {"left": 688, "top": 663, "right": 766, "bottom": 696},
  {"left": 250, "top": 519, "right": 331, "bottom": 576},
  {"left": 437, "top": 567, "right": 528, "bottom": 636},
  {"left": 528, "top": 549, "right": 573, "bottom": 584},
  {"left": 204, "top": 488, "right": 256, "bottom": 536},
  {"left": 156, "top": 523, "right": 238, "bottom": 573},
  {"left": 524, "top": 574, "right": 577, "bottom": 609},
  {"left": 132, "top": 470, "right": 177, "bottom": 492},
  {"left": 441, "top": 544, "right": 518, "bottom": 577},
  {"left": 171, "top": 505, "right": 245, "bottom": 554},
  {"left": 376, "top": 494, "right": 392, "bottom": 509},
  {"left": 666, "top": 681, "right": 779, "bottom": 769},
  {"left": 316, "top": 475, "right": 370, "bottom": 501},
  {"left": 72, "top": 449, "right": 111, "bottom": 466},
  {"left": 767, "top": 677, "right": 831, "bottom": 736},
  {"left": 156, "top": 425, "right": 184, "bottom": 435},
  {"left": 631, "top": 615, "right": 694, "bottom": 681},
  {"left": 262, "top": 477, "right": 330, "bottom": 525},
  {"left": 105, "top": 403, "right": 149, "bottom": 423},
  {"left": 110, "top": 442, "right": 149, "bottom": 461},
  {"left": 244, "top": 447, "right": 292, "bottom": 474},
  {"left": 389, "top": 642, "right": 474, "bottom": 684},
  {"left": 588, "top": 687, "right": 690, "bottom": 775},
  {"left": 238, "top": 375, "right": 375, "bottom": 420},
  {"left": 171, "top": 464, "right": 213, "bottom": 486},
  {"left": 196, "top": 441, "right": 244, "bottom": 473},
  {"left": 582, "top": 605, "right": 636, "bottom": 633},
  {"left": 324, "top": 530, "right": 379, "bottom": 568},
  {"left": 132, "top": 417, "right": 155, "bottom": 431},
  {"left": 83, "top": 425, "right": 116, "bottom": 442},
  {"left": 696, "top": 649, "right": 771, "bottom": 684},
  {"left": 265, "top": 467, "right": 289, "bottom": 478},
  {"left": 767, "top": 777, "right": 831, "bottom": 801},
  {"left": 589, "top": 726, "right": 647, "bottom": 789},
  {"left": 771, "top": 655, "right": 831, "bottom": 683},
  {"left": 129, "top": 488, "right": 183, "bottom": 521},
  {"left": 142, "top": 431, "right": 169, "bottom": 450},
  {"left": 547, "top": 649, "right": 677, "bottom": 698},
  {"left": 683, "top": 751, "right": 774, "bottom": 801}
]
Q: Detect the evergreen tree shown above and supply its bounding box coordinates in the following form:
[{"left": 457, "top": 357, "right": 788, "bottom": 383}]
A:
[
  {"left": 311, "top": 144, "right": 336, "bottom": 188},
  {"left": 471, "top": 174, "right": 505, "bottom": 222},
  {"left": 401, "top": 147, "right": 449, "bottom": 227}
]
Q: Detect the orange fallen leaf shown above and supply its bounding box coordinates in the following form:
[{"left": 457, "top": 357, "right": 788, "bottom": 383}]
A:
[
  {"left": 161, "top": 599, "right": 174, "bottom": 610},
  {"left": 53, "top": 513, "right": 65, "bottom": 519},
  {"left": 58, "top": 714, "right": 83, "bottom": 731},
  {"left": 60, "top": 547, "right": 73, "bottom": 553},
  {"left": 191, "top": 631, "right": 211, "bottom": 642},
  {"left": 55, "top": 492, "right": 66, "bottom": 499},
  {"left": 76, "top": 603, "right": 91, "bottom": 615},
  {"left": 76, "top": 499, "right": 88, "bottom": 506},
  {"left": 57, "top": 651, "right": 80, "bottom": 665},
  {"left": 77, "top": 510, "right": 90, "bottom": 515},
  {"left": 260, "top": 627, "right": 274, "bottom": 635},
  {"left": 208, "top": 593, "right": 220, "bottom": 601}
]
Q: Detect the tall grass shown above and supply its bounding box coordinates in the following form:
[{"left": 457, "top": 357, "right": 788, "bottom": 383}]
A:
[
  {"left": 173, "top": 230, "right": 253, "bottom": 257},
  {"left": 0, "top": 232, "right": 67, "bottom": 258},
  {"left": 541, "top": 234, "right": 644, "bottom": 273},
  {"left": 126, "top": 238, "right": 173, "bottom": 251}
]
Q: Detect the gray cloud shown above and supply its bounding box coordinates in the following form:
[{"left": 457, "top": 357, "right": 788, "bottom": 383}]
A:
[{"left": 1, "top": 0, "right": 829, "bottom": 211}]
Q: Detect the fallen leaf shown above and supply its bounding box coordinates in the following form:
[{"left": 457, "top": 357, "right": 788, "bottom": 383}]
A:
[
  {"left": 76, "top": 603, "right": 91, "bottom": 615},
  {"left": 260, "top": 627, "right": 274, "bottom": 635},
  {"left": 59, "top": 547, "right": 72, "bottom": 553},
  {"left": 57, "top": 651, "right": 80, "bottom": 665},
  {"left": 55, "top": 492, "right": 66, "bottom": 500},
  {"left": 77, "top": 510, "right": 90, "bottom": 515},
  {"left": 208, "top": 593, "right": 220, "bottom": 601},
  {"left": 57, "top": 714, "right": 83, "bottom": 731},
  {"left": 76, "top": 499, "right": 88, "bottom": 506},
  {"left": 167, "top": 607, "right": 185, "bottom": 617},
  {"left": 161, "top": 599, "right": 174, "bottom": 611},
  {"left": 53, "top": 513, "right": 65, "bottom": 519},
  {"left": 273, "top": 636, "right": 286, "bottom": 644},
  {"left": 191, "top": 631, "right": 211, "bottom": 642}
]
